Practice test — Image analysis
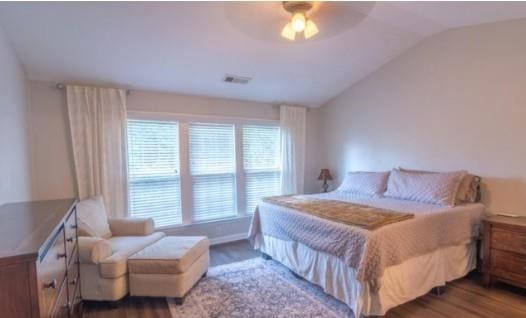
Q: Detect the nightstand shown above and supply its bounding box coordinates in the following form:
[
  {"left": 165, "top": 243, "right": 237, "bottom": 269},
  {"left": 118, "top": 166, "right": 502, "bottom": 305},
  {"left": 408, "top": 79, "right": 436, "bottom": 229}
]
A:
[{"left": 482, "top": 215, "right": 526, "bottom": 289}]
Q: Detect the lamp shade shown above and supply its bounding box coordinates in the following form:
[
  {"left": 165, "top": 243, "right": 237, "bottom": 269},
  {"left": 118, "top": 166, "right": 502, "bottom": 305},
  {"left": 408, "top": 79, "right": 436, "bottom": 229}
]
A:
[{"left": 318, "top": 169, "right": 333, "bottom": 181}]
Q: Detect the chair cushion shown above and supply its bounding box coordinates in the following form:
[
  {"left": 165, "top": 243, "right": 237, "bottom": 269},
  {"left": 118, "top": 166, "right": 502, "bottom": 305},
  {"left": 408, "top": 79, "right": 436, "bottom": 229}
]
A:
[
  {"left": 128, "top": 236, "right": 210, "bottom": 274},
  {"left": 78, "top": 237, "right": 112, "bottom": 264},
  {"left": 98, "top": 232, "right": 165, "bottom": 278},
  {"left": 77, "top": 196, "right": 112, "bottom": 238}
]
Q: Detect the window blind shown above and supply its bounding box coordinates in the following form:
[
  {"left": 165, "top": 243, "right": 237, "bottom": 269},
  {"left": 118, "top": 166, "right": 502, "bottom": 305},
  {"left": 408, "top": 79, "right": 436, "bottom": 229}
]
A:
[
  {"left": 189, "top": 123, "right": 237, "bottom": 221},
  {"left": 243, "top": 125, "right": 281, "bottom": 214},
  {"left": 127, "top": 119, "right": 182, "bottom": 227}
]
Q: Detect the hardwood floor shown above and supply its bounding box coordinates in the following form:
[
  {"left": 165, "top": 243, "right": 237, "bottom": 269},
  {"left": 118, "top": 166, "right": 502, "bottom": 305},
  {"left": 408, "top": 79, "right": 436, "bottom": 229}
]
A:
[
  {"left": 209, "top": 239, "right": 260, "bottom": 267},
  {"left": 82, "top": 240, "right": 526, "bottom": 318}
]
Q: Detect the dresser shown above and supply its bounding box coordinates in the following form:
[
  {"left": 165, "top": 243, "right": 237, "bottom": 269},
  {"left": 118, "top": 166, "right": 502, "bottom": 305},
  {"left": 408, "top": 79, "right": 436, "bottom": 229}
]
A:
[
  {"left": 482, "top": 215, "right": 526, "bottom": 289},
  {"left": 0, "top": 199, "right": 81, "bottom": 318}
]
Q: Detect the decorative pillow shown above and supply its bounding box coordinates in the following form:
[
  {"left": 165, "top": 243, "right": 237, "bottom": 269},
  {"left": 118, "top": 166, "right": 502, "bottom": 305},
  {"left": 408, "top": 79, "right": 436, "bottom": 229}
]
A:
[
  {"left": 337, "top": 171, "right": 390, "bottom": 197},
  {"left": 399, "top": 167, "right": 480, "bottom": 204},
  {"left": 456, "top": 174, "right": 481, "bottom": 203},
  {"left": 385, "top": 169, "right": 466, "bottom": 206},
  {"left": 76, "top": 195, "right": 112, "bottom": 238}
]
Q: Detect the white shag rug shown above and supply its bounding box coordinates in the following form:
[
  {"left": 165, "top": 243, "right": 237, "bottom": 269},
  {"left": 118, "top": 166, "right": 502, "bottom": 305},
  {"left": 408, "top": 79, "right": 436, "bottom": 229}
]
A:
[{"left": 168, "top": 258, "right": 354, "bottom": 318}]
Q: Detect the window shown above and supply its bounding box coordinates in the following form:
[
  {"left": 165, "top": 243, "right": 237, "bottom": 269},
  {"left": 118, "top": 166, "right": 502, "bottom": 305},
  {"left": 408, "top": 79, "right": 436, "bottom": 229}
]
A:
[
  {"left": 242, "top": 125, "right": 281, "bottom": 213},
  {"left": 189, "top": 123, "right": 237, "bottom": 221},
  {"left": 126, "top": 116, "right": 281, "bottom": 228},
  {"left": 127, "top": 120, "right": 182, "bottom": 227}
]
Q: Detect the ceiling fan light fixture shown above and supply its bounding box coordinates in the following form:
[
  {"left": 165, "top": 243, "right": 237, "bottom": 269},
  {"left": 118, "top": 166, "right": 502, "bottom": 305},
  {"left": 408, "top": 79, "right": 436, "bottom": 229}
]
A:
[
  {"left": 304, "top": 19, "right": 319, "bottom": 39},
  {"left": 281, "top": 23, "right": 296, "bottom": 40},
  {"left": 281, "top": 1, "right": 318, "bottom": 41},
  {"left": 291, "top": 12, "right": 306, "bottom": 32}
]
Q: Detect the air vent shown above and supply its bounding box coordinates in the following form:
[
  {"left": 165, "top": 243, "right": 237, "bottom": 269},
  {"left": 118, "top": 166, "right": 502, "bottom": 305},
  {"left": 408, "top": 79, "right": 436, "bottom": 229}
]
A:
[{"left": 223, "top": 74, "right": 252, "bottom": 85}]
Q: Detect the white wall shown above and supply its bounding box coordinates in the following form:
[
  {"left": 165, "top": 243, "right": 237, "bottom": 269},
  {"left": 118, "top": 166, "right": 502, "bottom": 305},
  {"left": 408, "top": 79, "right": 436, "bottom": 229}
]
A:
[
  {"left": 0, "top": 26, "right": 32, "bottom": 205},
  {"left": 28, "top": 81, "right": 322, "bottom": 239},
  {"left": 321, "top": 18, "right": 526, "bottom": 215}
]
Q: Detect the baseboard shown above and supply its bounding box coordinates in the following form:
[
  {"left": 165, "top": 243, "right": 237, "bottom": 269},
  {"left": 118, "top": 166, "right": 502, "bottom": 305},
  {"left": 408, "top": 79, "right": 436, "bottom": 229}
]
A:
[{"left": 209, "top": 233, "right": 248, "bottom": 245}]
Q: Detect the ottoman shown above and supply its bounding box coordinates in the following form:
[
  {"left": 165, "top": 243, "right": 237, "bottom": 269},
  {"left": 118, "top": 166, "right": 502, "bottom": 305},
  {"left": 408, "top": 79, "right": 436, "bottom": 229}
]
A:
[{"left": 128, "top": 236, "right": 209, "bottom": 304}]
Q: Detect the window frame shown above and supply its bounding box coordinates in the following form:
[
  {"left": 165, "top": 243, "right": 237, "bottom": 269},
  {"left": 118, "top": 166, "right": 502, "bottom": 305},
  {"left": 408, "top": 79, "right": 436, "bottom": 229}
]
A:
[
  {"left": 188, "top": 122, "right": 237, "bottom": 222},
  {"left": 127, "top": 111, "right": 280, "bottom": 229},
  {"left": 242, "top": 124, "right": 282, "bottom": 215},
  {"left": 127, "top": 119, "right": 183, "bottom": 227}
]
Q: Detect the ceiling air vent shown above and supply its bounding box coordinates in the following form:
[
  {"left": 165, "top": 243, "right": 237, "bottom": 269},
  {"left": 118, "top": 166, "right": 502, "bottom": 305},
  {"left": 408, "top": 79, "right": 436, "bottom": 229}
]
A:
[{"left": 223, "top": 74, "right": 252, "bottom": 84}]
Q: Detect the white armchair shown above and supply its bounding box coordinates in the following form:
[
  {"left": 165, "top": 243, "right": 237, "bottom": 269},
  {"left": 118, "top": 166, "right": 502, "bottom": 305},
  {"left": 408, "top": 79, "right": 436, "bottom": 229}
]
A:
[{"left": 76, "top": 197, "right": 165, "bottom": 301}]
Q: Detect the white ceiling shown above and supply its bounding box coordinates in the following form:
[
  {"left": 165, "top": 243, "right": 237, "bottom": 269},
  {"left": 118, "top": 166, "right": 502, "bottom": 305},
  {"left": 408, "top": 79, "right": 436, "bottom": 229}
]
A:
[{"left": 1, "top": 1, "right": 526, "bottom": 107}]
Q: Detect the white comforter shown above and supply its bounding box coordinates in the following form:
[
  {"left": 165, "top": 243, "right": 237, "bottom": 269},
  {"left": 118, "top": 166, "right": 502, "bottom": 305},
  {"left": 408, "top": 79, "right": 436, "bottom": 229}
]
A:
[{"left": 248, "top": 191, "right": 484, "bottom": 286}]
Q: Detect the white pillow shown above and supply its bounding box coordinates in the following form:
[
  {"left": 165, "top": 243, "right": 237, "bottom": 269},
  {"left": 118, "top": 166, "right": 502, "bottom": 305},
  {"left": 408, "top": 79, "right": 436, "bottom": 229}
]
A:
[
  {"left": 399, "top": 167, "right": 480, "bottom": 204},
  {"left": 337, "top": 171, "right": 390, "bottom": 197},
  {"left": 76, "top": 195, "right": 112, "bottom": 238},
  {"left": 384, "top": 169, "right": 466, "bottom": 207}
]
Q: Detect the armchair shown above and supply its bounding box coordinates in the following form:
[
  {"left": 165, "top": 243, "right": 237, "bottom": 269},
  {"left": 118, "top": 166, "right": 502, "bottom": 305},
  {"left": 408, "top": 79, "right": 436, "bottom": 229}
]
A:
[{"left": 76, "top": 197, "right": 165, "bottom": 301}]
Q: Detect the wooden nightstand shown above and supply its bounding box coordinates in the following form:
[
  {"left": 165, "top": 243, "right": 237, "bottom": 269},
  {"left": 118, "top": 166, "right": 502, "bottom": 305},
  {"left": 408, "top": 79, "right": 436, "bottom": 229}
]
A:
[{"left": 482, "top": 215, "right": 526, "bottom": 289}]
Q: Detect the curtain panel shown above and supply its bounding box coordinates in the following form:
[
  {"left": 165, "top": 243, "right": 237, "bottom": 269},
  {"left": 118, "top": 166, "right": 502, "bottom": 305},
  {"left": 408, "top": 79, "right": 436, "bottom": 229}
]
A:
[
  {"left": 66, "top": 85, "right": 128, "bottom": 217},
  {"left": 280, "top": 105, "right": 306, "bottom": 195}
]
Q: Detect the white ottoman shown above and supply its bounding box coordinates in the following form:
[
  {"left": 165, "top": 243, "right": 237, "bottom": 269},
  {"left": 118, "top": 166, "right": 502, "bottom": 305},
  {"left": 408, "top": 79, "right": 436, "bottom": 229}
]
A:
[{"left": 128, "top": 236, "right": 209, "bottom": 304}]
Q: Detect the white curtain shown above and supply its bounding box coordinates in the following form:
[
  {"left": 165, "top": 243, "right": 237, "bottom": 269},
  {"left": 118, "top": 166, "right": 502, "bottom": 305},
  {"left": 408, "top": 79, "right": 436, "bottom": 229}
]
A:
[
  {"left": 280, "top": 105, "right": 306, "bottom": 195},
  {"left": 66, "top": 85, "right": 128, "bottom": 217}
]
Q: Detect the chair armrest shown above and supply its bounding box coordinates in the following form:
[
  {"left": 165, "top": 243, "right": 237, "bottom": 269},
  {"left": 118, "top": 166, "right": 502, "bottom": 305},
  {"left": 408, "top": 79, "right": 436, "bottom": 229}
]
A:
[
  {"left": 78, "top": 237, "right": 112, "bottom": 264},
  {"left": 108, "top": 217, "right": 155, "bottom": 236}
]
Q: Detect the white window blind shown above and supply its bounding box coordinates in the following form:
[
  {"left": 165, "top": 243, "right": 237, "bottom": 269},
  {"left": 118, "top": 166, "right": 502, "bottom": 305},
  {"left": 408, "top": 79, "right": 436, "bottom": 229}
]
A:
[
  {"left": 243, "top": 125, "right": 281, "bottom": 214},
  {"left": 127, "top": 119, "right": 182, "bottom": 227},
  {"left": 189, "top": 123, "right": 237, "bottom": 221}
]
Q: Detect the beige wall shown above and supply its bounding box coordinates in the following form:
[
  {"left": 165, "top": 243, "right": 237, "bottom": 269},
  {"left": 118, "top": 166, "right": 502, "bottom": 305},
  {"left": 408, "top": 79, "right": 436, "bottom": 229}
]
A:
[
  {"left": 28, "top": 81, "right": 77, "bottom": 200},
  {"left": 321, "top": 18, "right": 526, "bottom": 215},
  {"left": 0, "top": 26, "right": 32, "bottom": 205}
]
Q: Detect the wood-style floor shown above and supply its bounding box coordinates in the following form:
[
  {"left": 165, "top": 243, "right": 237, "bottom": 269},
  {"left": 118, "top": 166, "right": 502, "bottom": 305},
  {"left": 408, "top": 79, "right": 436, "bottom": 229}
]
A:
[{"left": 82, "top": 240, "right": 526, "bottom": 318}]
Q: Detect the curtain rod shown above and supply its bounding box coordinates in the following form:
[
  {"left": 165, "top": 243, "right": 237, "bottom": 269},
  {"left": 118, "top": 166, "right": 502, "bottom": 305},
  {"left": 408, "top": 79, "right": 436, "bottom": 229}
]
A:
[{"left": 56, "top": 83, "right": 132, "bottom": 96}]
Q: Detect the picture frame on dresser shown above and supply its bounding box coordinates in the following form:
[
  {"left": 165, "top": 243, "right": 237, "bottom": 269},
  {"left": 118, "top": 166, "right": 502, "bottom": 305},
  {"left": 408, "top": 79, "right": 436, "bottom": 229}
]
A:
[
  {"left": 0, "top": 199, "right": 81, "bottom": 318},
  {"left": 482, "top": 215, "right": 526, "bottom": 289}
]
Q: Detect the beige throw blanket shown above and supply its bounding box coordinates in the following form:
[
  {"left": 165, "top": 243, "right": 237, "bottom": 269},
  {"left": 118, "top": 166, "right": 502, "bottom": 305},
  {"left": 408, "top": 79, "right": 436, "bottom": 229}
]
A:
[{"left": 262, "top": 195, "right": 414, "bottom": 230}]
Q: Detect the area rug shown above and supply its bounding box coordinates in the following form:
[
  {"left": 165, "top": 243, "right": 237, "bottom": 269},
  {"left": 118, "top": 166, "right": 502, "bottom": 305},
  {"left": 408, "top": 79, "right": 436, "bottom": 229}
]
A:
[{"left": 167, "top": 258, "right": 354, "bottom": 318}]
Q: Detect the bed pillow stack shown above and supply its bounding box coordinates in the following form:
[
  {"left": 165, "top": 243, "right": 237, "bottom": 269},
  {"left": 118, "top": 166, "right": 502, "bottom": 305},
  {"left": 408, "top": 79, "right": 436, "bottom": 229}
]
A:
[
  {"left": 337, "top": 168, "right": 480, "bottom": 207},
  {"left": 398, "top": 167, "right": 481, "bottom": 204},
  {"left": 384, "top": 169, "right": 467, "bottom": 207},
  {"left": 337, "top": 171, "right": 390, "bottom": 197}
]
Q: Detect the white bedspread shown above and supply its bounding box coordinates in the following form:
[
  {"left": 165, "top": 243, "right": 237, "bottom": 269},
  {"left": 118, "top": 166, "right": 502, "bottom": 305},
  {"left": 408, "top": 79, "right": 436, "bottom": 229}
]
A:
[{"left": 248, "top": 191, "right": 484, "bottom": 287}]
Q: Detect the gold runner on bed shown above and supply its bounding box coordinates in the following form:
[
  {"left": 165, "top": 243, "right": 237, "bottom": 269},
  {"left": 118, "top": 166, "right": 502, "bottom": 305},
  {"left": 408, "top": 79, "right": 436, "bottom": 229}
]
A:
[{"left": 262, "top": 195, "right": 414, "bottom": 230}]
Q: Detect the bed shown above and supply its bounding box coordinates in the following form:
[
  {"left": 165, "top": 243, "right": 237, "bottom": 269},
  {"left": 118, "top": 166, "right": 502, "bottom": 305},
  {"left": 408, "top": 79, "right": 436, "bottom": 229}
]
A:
[{"left": 248, "top": 191, "right": 484, "bottom": 317}]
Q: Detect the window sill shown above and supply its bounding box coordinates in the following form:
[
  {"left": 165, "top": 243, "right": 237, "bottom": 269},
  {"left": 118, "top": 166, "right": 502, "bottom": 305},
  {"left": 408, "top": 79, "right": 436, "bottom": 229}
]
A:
[{"left": 156, "top": 214, "right": 253, "bottom": 231}]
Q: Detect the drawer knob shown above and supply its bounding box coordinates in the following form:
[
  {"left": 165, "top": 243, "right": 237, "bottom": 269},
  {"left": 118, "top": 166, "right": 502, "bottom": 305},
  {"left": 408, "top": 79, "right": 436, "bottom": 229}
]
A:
[
  {"left": 70, "top": 278, "right": 77, "bottom": 285},
  {"left": 61, "top": 303, "right": 70, "bottom": 310},
  {"left": 57, "top": 252, "right": 67, "bottom": 259},
  {"left": 44, "top": 279, "right": 57, "bottom": 289},
  {"left": 70, "top": 224, "right": 78, "bottom": 229},
  {"left": 66, "top": 237, "right": 74, "bottom": 243}
]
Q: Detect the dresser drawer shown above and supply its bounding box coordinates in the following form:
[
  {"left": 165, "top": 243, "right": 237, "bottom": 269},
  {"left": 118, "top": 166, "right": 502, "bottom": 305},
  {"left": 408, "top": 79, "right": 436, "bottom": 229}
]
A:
[
  {"left": 51, "top": 280, "right": 69, "bottom": 318},
  {"left": 70, "top": 278, "right": 82, "bottom": 317},
  {"left": 490, "top": 249, "right": 526, "bottom": 282},
  {"left": 64, "top": 209, "right": 78, "bottom": 265},
  {"left": 491, "top": 227, "right": 526, "bottom": 255},
  {"left": 38, "top": 227, "right": 67, "bottom": 317},
  {"left": 67, "top": 254, "right": 79, "bottom": 303}
]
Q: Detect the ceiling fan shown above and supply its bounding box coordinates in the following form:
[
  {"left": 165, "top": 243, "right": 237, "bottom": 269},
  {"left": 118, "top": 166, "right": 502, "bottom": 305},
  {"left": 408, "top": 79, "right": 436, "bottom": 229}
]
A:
[
  {"left": 281, "top": 1, "right": 319, "bottom": 40},
  {"left": 223, "top": 2, "right": 374, "bottom": 42}
]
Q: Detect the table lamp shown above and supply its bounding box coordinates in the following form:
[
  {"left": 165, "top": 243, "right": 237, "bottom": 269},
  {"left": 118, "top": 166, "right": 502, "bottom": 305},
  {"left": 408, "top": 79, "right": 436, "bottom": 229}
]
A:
[{"left": 318, "top": 169, "right": 333, "bottom": 193}]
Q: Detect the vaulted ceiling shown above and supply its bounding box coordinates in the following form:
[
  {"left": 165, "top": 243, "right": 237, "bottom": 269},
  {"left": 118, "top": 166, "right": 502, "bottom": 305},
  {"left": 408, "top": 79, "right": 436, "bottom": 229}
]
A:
[{"left": 1, "top": 2, "right": 526, "bottom": 107}]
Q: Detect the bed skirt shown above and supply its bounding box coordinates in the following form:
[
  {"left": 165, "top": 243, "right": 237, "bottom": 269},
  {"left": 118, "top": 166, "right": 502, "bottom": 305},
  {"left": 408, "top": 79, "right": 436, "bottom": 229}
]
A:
[{"left": 257, "top": 234, "right": 476, "bottom": 317}]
